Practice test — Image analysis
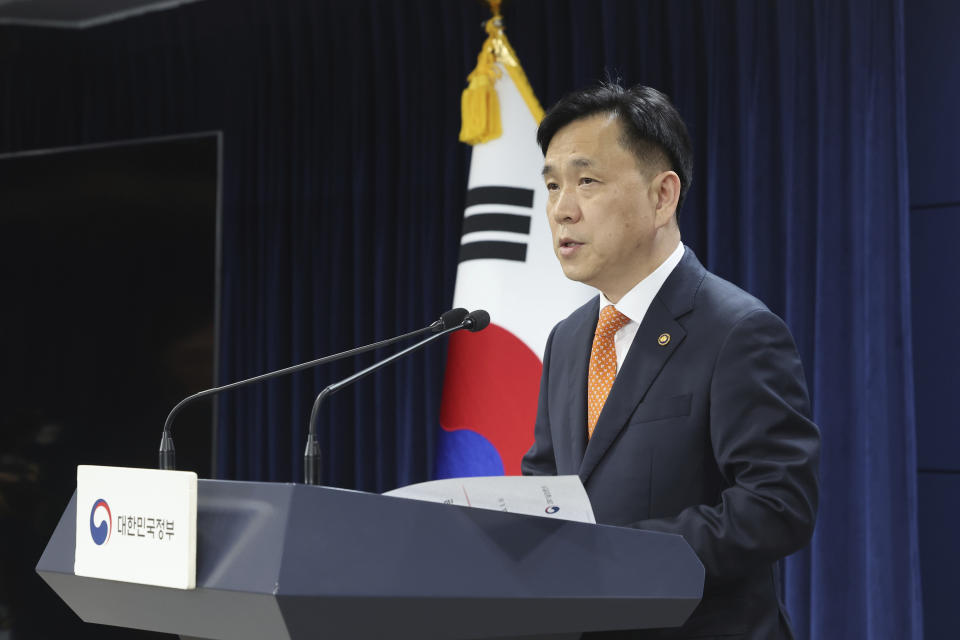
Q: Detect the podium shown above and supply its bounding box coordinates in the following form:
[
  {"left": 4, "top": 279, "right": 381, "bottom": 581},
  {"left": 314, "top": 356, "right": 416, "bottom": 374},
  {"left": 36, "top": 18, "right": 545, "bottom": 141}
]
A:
[{"left": 37, "top": 479, "right": 704, "bottom": 639}]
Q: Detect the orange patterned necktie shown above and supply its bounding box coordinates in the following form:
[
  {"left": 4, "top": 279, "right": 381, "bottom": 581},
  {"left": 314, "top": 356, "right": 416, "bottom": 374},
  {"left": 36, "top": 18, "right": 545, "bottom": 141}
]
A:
[{"left": 587, "top": 305, "right": 631, "bottom": 439}]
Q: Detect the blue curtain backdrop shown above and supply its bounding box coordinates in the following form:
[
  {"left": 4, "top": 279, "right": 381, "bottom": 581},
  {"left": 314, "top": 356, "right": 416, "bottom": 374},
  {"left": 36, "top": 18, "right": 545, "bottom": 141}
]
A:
[{"left": 0, "top": 1, "right": 921, "bottom": 638}]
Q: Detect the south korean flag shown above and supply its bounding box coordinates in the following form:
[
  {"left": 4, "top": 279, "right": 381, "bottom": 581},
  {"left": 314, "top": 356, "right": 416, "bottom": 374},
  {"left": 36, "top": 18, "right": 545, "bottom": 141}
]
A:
[{"left": 436, "top": 59, "right": 594, "bottom": 478}]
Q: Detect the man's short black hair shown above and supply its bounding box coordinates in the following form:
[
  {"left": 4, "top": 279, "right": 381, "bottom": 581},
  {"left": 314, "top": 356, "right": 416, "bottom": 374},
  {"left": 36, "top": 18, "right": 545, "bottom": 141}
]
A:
[{"left": 537, "top": 82, "right": 694, "bottom": 213}]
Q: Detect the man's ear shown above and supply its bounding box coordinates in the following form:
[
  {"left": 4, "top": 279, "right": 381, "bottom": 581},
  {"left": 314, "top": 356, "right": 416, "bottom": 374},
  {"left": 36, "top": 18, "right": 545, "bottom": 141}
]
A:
[{"left": 653, "top": 170, "right": 681, "bottom": 225}]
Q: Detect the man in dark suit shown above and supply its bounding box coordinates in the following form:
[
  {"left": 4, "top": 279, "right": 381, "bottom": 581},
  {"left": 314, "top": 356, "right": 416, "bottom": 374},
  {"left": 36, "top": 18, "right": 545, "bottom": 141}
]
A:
[{"left": 522, "top": 83, "right": 820, "bottom": 639}]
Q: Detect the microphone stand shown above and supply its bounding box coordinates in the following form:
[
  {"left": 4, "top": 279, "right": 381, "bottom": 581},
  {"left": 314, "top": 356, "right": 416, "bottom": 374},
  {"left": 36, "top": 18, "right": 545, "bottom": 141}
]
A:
[
  {"left": 304, "top": 310, "right": 489, "bottom": 485},
  {"left": 159, "top": 309, "right": 467, "bottom": 471}
]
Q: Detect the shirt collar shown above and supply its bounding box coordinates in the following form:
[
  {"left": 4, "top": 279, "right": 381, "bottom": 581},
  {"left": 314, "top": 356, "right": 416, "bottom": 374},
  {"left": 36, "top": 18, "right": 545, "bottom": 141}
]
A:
[{"left": 599, "top": 241, "right": 685, "bottom": 325}]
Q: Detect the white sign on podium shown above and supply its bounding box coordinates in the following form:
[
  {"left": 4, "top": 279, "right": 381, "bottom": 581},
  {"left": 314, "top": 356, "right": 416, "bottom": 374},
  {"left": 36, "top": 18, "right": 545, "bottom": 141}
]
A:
[{"left": 74, "top": 465, "right": 197, "bottom": 590}]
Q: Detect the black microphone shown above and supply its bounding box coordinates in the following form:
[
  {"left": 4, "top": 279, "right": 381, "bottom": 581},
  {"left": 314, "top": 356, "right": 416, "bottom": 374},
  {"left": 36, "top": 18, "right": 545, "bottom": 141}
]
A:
[
  {"left": 158, "top": 308, "right": 468, "bottom": 471},
  {"left": 304, "top": 309, "right": 490, "bottom": 485},
  {"left": 461, "top": 309, "right": 490, "bottom": 332}
]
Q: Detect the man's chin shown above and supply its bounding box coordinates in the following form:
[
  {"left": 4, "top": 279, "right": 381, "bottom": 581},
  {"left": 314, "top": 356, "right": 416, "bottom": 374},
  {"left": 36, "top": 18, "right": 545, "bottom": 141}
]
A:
[{"left": 559, "top": 266, "right": 592, "bottom": 287}]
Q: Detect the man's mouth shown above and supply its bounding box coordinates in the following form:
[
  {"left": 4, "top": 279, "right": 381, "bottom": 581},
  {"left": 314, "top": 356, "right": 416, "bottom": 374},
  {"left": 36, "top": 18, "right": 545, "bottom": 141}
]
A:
[{"left": 558, "top": 238, "right": 584, "bottom": 256}]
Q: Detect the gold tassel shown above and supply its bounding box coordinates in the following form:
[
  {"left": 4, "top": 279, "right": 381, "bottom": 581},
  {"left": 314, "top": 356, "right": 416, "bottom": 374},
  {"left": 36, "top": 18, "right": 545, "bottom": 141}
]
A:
[
  {"left": 459, "top": 0, "right": 545, "bottom": 146},
  {"left": 459, "top": 36, "right": 502, "bottom": 145},
  {"left": 459, "top": 11, "right": 503, "bottom": 145}
]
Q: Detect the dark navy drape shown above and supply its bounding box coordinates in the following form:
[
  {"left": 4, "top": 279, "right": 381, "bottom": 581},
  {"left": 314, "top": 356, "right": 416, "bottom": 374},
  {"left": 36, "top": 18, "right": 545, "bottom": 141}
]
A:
[{"left": 0, "top": 1, "right": 921, "bottom": 637}]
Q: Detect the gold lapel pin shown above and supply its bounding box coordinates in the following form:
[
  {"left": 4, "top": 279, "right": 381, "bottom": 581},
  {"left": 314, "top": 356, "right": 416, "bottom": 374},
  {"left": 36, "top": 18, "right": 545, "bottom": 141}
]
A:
[{"left": 658, "top": 333, "right": 671, "bottom": 346}]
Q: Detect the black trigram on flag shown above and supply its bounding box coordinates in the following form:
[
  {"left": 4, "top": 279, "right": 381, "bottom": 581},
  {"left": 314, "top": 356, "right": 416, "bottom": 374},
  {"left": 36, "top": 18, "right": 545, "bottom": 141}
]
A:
[{"left": 458, "top": 185, "right": 534, "bottom": 263}]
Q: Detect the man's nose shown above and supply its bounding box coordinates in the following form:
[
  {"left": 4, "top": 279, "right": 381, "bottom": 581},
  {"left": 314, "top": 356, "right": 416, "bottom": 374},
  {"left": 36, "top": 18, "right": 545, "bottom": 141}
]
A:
[{"left": 551, "top": 187, "right": 581, "bottom": 224}]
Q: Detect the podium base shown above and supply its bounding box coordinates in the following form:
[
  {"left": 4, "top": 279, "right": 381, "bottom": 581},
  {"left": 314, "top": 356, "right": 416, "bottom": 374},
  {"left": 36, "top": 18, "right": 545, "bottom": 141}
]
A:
[{"left": 39, "top": 480, "right": 703, "bottom": 640}]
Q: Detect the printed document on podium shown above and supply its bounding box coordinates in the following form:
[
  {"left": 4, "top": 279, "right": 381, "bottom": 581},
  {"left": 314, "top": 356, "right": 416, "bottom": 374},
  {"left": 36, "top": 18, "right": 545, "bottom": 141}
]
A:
[{"left": 384, "top": 475, "right": 595, "bottom": 524}]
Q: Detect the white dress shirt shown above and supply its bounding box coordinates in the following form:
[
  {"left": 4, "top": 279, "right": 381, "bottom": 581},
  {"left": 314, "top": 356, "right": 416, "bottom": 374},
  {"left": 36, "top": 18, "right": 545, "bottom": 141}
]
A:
[{"left": 598, "top": 241, "right": 685, "bottom": 370}]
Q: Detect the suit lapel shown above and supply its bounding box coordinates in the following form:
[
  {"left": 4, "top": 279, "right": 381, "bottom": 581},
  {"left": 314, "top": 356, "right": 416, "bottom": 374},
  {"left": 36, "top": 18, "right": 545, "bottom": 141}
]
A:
[
  {"left": 578, "top": 248, "right": 705, "bottom": 483},
  {"left": 560, "top": 300, "right": 596, "bottom": 472},
  {"left": 578, "top": 300, "right": 686, "bottom": 481}
]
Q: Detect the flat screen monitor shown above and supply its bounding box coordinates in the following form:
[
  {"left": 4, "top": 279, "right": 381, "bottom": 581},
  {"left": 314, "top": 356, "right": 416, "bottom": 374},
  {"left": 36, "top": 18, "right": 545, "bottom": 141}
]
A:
[{"left": 0, "top": 132, "right": 220, "bottom": 639}]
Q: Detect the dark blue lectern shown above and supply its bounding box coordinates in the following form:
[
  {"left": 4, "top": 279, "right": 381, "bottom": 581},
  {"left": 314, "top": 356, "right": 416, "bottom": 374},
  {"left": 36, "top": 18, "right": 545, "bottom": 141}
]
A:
[{"left": 37, "top": 479, "right": 704, "bottom": 639}]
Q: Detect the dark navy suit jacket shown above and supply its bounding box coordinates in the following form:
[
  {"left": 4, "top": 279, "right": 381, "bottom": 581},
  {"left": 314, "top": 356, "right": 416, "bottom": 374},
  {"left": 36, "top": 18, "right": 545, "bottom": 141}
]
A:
[{"left": 522, "top": 248, "right": 820, "bottom": 640}]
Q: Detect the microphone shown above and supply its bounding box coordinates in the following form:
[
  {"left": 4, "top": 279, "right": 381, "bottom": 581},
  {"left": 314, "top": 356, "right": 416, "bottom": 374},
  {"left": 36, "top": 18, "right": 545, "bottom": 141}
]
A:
[
  {"left": 428, "top": 308, "right": 470, "bottom": 333},
  {"left": 158, "top": 308, "right": 468, "bottom": 471},
  {"left": 461, "top": 309, "right": 490, "bottom": 332},
  {"left": 304, "top": 309, "right": 490, "bottom": 484}
]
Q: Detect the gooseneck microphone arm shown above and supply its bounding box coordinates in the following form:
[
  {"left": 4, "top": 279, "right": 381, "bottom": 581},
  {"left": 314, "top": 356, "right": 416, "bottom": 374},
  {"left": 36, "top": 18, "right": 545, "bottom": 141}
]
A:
[
  {"left": 304, "top": 309, "right": 489, "bottom": 485},
  {"left": 159, "top": 308, "right": 469, "bottom": 471}
]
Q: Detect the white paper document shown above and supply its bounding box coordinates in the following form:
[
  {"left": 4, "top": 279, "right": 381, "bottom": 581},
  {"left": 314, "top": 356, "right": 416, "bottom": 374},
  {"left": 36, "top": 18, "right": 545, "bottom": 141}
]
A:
[{"left": 384, "top": 475, "right": 595, "bottom": 524}]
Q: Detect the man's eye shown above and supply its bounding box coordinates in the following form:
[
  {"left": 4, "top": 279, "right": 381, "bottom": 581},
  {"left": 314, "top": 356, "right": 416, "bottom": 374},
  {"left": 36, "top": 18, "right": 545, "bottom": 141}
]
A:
[
  {"left": 546, "top": 182, "right": 559, "bottom": 191},
  {"left": 580, "top": 177, "right": 596, "bottom": 185}
]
